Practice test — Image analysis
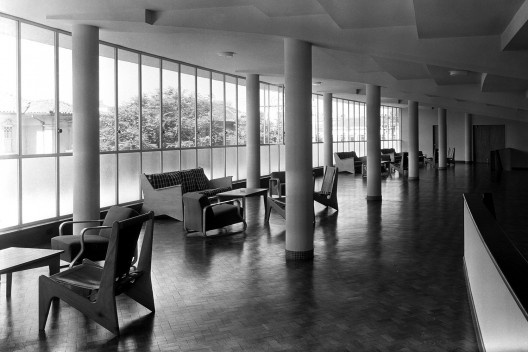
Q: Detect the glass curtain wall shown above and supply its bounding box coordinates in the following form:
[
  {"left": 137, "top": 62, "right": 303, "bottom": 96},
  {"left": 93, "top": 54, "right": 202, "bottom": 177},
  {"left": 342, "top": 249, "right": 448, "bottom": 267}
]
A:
[
  {"left": 311, "top": 96, "right": 402, "bottom": 167},
  {"left": 1, "top": 14, "right": 401, "bottom": 232}
]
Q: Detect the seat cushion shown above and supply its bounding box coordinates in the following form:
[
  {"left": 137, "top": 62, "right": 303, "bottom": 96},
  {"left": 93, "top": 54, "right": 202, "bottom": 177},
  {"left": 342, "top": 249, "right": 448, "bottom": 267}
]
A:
[
  {"left": 198, "top": 186, "right": 232, "bottom": 197},
  {"left": 191, "top": 167, "right": 210, "bottom": 191},
  {"left": 51, "top": 235, "right": 109, "bottom": 262},
  {"left": 207, "top": 204, "right": 243, "bottom": 230}
]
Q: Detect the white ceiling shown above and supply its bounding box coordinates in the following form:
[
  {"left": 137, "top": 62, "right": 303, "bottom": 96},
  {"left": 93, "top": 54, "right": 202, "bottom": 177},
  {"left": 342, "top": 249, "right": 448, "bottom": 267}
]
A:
[{"left": 2, "top": 0, "right": 528, "bottom": 122}]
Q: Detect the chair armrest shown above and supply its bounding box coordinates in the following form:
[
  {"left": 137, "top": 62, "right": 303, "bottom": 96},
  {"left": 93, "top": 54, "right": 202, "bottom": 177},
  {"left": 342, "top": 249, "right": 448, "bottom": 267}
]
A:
[
  {"left": 59, "top": 220, "right": 104, "bottom": 236},
  {"left": 69, "top": 226, "right": 111, "bottom": 268},
  {"left": 208, "top": 176, "right": 233, "bottom": 189}
]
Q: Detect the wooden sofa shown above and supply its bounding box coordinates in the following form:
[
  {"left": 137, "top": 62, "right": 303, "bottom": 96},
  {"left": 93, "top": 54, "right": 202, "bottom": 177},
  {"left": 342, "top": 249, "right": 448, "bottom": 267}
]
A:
[
  {"left": 333, "top": 152, "right": 362, "bottom": 174},
  {"left": 141, "top": 167, "right": 232, "bottom": 221}
]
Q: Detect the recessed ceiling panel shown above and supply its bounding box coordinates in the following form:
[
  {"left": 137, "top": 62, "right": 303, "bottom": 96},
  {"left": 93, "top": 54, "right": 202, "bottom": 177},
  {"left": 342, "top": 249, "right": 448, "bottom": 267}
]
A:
[
  {"left": 427, "top": 65, "right": 480, "bottom": 86},
  {"left": 317, "top": 0, "right": 415, "bottom": 29},
  {"left": 372, "top": 57, "right": 430, "bottom": 80},
  {"left": 414, "top": 0, "right": 524, "bottom": 38}
]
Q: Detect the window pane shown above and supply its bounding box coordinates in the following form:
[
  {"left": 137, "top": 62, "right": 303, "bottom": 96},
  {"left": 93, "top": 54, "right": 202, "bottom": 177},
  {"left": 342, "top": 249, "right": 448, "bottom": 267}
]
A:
[
  {"left": 142, "top": 151, "right": 161, "bottom": 174},
  {"left": 22, "top": 157, "right": 56, "bottom": 222},
  {"left": 162, "top": 61, "right": 179, "bottom": 149},
  {"left": 181, "top": 149, "right": 196, "bottom": 169},
  {"left": 118, "top": 152, "right": 140, "bottom": 203},
  {"left": 279, "top": 144, "right": 286, "bottom": 171},
  {"left": 162, "top": 150, "right": 180, "bottom": 171},
  {"left": 118, "top": 50, "right": 139, "bottom": 150},
  {"left": 278, "top": 86, "right": 284, "bottom": 144},
  {"left": 59, "top": 156, "right": 73, "bottom": 216},
  {"left": 211, "top": 73, "right": 224, "bottom": 146},
  {"left": 312, "top": 95, "right": 318, "bottom": 143},
  {"left": 181, "top": 65, "right": 196, "bottom": 148},
  {"left": 313, "top": 144, "right": 318, "bottom": 168},
  {"left": 197, "top": 69, "right": 211, "bottom": 147},
  {"left": 100, "top": 45, "right": 116, "bottom": 152},
  {"left": 226, "top": 147, "right": 237, "bottom": 179},
  {"left": 0, "top": 159, "right": 18, "bottom": 228},
  {"left": 269, "top": 85, "right": 279, "bottom": 144},
  {"left": 225, "top": 76, "right": 237, "bottom": 146},
  {"left": 260, "top": 83, "right": 267, "bottom": 144},
  {"left": 21, "top": 24, "right": 56, "bottom": 155},
  {"left": 141, "top": 56, "right": 161, "bottom": 149},
  {"left": 197, "top": 148, "right": 211, "bottom": 178},
  {"left": 317, "top": 95, "right": 323, "bottom": 143},
  {"left": 260, "top": 145, "right": 269, "bottom": 175},
  {"left": 270, "top": 144, "right": 280, "bottom": 172},
  {"left": 0, "top": 18, "right": 17, "bottom": 156},
  {"left": 238, "top": 146, "right": 246, "bottom": 180},
  {"left": 100, "top": 153, "right": 117, "bottom": 207},
  {"left": 212, "top": 147, "right": 225, "bottom": 179},
  {"left": 238, "top": 79, "right": 246, "bottom": 145},
  {"left": 58, "top": 34, "right": 73, "bottom": 153}
]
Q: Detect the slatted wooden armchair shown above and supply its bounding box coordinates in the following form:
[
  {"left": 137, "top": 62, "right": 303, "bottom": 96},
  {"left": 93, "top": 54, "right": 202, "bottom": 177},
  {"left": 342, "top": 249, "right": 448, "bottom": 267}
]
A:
[
  {"left": 313, "top": 166, "right": 339, "bottom": 212},
  {"left": 39, "top": 211, "right": 155, "bottom": 335}
]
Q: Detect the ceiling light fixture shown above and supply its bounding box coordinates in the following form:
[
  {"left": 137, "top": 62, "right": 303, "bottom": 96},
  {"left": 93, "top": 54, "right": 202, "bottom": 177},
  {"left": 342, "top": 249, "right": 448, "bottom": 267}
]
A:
[
  {"left": 217, "top": 51, "right": 236, "bottom": 58},
  {"left": 312, "top": 81, "right": 322, "bottom": 86},
  {"left": 448, "top": 70, "right": 468, "bottom": 77}
]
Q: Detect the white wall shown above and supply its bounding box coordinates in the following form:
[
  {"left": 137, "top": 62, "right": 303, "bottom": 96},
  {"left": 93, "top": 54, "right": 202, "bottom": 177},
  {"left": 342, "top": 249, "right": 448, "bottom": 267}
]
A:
[{"left": 401, "top": 106, "right": 528, "bottom": 161}]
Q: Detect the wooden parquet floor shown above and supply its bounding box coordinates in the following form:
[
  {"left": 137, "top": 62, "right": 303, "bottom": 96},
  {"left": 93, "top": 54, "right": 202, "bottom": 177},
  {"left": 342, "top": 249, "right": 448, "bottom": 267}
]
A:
[{"left": 1, "top": 165, "right": 494, "bottom": 351}]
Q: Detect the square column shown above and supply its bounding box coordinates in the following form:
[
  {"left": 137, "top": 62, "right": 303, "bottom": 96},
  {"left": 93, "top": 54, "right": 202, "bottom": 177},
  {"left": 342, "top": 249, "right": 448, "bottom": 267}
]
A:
[{"left": 284, "top": 38, "right": 313, "bottom": 260}]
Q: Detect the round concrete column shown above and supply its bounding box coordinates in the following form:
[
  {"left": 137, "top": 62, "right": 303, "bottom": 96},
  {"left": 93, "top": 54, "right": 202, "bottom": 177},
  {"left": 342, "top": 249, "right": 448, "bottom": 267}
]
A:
[
  {"left": 366, "top": 84, "right": 381, "bottom": 201},
  {"left": 246, "top": 74, "right": 260, "bottom": 188},
  {"left": 465, "top": 113, "right": 472, "bottom": 164},
  {"left": 72, "top": 25, "right": 100, "bottom": 234},
  {"left": 284, "top": 38, "right": 314, "bottom": 260},
  {"left": 323, "top": 93, "right": 333, "bottom": 167},
  {"left": 438, "top": 108, "right": 447, "bottom": 170},
  {"left": 408, "top": 100, "right": 419, "bottom": 180}
]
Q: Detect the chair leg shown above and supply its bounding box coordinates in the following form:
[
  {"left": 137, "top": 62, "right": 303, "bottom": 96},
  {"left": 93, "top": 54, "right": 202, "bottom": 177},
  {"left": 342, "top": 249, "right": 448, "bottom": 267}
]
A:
[
  {"left": 38, "top": 276, "right": 55, "bottom": 331},
  {"left": 125, "top": 275, "right": 155, "bottom": 312}
]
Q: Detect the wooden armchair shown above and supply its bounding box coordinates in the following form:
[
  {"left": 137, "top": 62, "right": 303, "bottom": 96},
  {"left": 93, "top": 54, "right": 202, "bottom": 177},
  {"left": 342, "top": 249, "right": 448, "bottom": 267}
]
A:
[
  {"left": 39, "top": 211, "right": 155, "bottom": 335},
  {"left": 313, "top": 166, "right": 339, "bottom": 212}
]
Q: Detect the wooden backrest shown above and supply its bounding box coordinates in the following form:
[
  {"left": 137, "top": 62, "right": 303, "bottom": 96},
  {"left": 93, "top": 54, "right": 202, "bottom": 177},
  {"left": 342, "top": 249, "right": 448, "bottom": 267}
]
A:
[{"left": 320, "top": 166, "right": 337, "bottom": 195}]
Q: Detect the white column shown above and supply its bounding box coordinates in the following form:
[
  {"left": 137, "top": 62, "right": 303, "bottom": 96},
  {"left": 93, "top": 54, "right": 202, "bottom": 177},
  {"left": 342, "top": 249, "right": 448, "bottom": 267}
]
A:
[
  {"left": 72, "top": 25, "right": 100, "bottom": 234},
  {"left": 408, "top": 100, "right": 419, "bottom": 180},
  {"left": 438, "top": 108, "right": 447, "bottom": 170},
  {"left": 465, "top": 113, "right": 472, "bottom": 164},
  {"left": 246, "top": 74, "right": 260, "bottom": 188},
  {"left": 284, "top": 38, "right": 313, "bottom": 260},
  {"left": 366, "top": 84, "right": 381, "bottom": 200},
  {"left": 323, "top": 93, "right": 333, "bottom": 167}
]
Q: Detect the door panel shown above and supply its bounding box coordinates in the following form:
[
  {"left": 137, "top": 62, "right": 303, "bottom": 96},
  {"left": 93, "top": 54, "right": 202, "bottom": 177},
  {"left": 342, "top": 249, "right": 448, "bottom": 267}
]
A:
[{"left": 473, "top": 125, "right": 505, "bottom": 163}]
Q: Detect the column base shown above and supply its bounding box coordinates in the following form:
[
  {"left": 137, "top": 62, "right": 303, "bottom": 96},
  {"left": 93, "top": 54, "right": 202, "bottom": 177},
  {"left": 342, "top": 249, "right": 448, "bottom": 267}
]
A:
[
  {"left": 285, "top": 249, "right": 314, "bottom": 261},
  {"left": 408, "top": 177, "right": 419, "bottom": 181},
  {"left": 366, "top": 195, "right": 382, "bottom": 201},
  {"left": 438, "top": 167, "right": 447, "bottom": 170}
]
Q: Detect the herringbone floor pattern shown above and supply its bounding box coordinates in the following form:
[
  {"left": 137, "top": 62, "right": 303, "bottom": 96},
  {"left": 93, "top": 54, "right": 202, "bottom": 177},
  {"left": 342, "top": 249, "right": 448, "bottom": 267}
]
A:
[{"left": 1, "top": 165, "right": 491, "bottom": 351}]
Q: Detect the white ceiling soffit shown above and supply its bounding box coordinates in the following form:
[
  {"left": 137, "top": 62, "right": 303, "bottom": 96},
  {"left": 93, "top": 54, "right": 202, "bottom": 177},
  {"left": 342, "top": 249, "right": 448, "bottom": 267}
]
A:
[
  {"left": 413, "top": 0, "right": 525, "bottom": 39},
  {"left": 371, "top": 57, "right": 430, "bottom": 80},
  {"left": 316, "top": 0, "right": 415, "bottom": 29},
  {"left": 426, "top": 65, "right": 480, "bottom": 86},
  {"left": 480, "top": 73, "right": 528, "bottom": 92}
]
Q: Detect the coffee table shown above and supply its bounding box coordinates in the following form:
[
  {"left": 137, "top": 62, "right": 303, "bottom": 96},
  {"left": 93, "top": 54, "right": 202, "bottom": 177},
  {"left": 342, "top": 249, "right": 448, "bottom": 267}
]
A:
[
  {"left": 217, "top": 188, "right": 268, "bottom": 220},
  {"left": 0, "top": 247, "right": 63, "bottom": 297}
]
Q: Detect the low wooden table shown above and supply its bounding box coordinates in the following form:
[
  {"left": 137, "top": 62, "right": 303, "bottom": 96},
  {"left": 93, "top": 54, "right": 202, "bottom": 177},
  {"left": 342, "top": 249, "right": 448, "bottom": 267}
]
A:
[
  {"left": 217, "top": 188, "right": 268, "bottom": 220},
  {"left": 0, "top": 247, "right": 63, "bottom": 298}
]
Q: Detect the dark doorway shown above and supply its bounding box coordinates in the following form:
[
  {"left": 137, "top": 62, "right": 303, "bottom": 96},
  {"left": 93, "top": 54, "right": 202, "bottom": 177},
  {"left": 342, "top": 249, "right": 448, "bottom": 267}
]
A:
[{"left": 473, "top": 125, "right": 505, "bottom": 163}]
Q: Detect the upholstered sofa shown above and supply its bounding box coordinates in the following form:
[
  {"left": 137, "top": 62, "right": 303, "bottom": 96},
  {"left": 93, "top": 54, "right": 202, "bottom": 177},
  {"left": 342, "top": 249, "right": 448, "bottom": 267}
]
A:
[
  {"left": 334, "top": 152, "right": 362, "bottom": 174},
  {"left": 141, "top": 167, "right": 232, "bottom": 221}
]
